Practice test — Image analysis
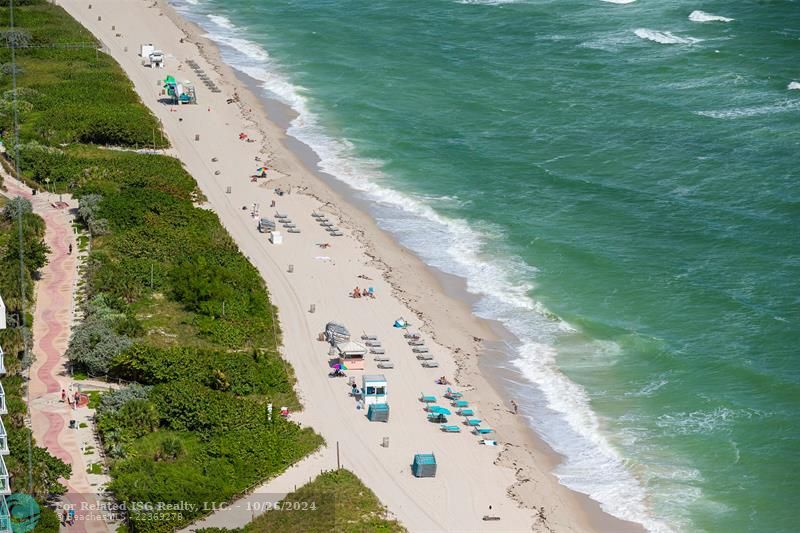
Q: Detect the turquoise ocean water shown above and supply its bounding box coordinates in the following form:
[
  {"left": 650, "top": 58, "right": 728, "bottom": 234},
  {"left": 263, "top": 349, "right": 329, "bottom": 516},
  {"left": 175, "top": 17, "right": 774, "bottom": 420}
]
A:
[{"left": 171, "top": 1, "right": 799, "bottom": 531}]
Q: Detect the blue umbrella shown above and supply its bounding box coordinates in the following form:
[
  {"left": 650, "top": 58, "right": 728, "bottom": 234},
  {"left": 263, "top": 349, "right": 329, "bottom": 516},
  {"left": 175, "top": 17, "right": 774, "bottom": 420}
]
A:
[{"left": 428, "top": 405, "right": 452, "bottom": 415}]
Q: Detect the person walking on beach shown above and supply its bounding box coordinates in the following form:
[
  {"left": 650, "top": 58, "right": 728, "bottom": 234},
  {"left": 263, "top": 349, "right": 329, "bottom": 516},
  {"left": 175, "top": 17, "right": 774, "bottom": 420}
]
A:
[
  {"left": 68, "top": 243, "right": 72, "bottom": 255},
  {"left": 61, "top": 507, "right": 68, "bottom": 525},
  {"left": 61, "top": 389, "right": 66, "bottom": 402},
  {"left": 511, "top": 400, "right": 518, "bottom": 415},
  {"left": 68, "top": 508, "right": 75, "bottom": 526}
]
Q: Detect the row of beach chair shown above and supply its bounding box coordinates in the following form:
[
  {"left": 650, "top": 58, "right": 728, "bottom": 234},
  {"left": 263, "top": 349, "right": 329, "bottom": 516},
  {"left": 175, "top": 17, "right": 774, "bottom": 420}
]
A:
[
  {"left": 362, "top": 334, "right": 394, "bottom": 369},
  {"left": 419, "top": 391, "right": 494, "bottom": 437},
  {"left": 312, "top": 212, "right": 343, "bottom": 237},
  {"left": 275, "top": 213, "right": 301, "bottom": 234}
]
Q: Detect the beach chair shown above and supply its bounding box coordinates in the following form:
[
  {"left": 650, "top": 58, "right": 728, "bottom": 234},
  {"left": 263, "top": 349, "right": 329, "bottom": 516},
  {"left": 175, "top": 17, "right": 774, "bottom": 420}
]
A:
[
  {"left": 421, "top": 361, "right": 439, "bottom": 368},
  {"left": 452, "top": 400, "right": 469, "bottom": 408},
  {"left": 377, "top": 361, "right": 395, "bottom": 369},
  {"left": 365, "top": 340, "right": 382, "bottom": 347},
  {"left": 311, "top": 212, "right": 324, "bottom": 218},
  {"left": 287, "top": 229, "right": 301, "bottom": 234},
  {"left": 404, "top": 332, "right": 421, "bottom": 339},
  {"left": 412, "top": 347, "right": 429, "bottom": 354},
  {"left": 419, "top": 394, "right": 436, "bottom": 404},
  {"left": 320, "top": 222, "right": 334, "bottom": 227},
  {"left": 473, "top": 428, "right": 494, "bottom": 435},
  {"left": 457, "top": 408, "right": 474, "bottom": 417},
  {"left": 331, "top": 231, "right": 344, "bottom": 237},
  {"left": 283, "top": 223, "right": 296, "bottom": 228},
  {"left": 445, "top": 388, "right": 463, "bottom": 400},
  {"left": 408, "top": 339, "right": 425, "bottom": 346},
  {"left": 374, "top": 356, "right": 390, "bottom": 362},
  {"left": 361, "top": 334, "right": 378, "bottom": 341},
  {"left": 275, "top": 213, "right": 288, "bottom": 219},
  {"left": 479, "top": 439, "right": 498, "bottom": 446},
  {"left": 416, "top": 353, "right": 434, "bottom": 360},
  {"left": 440, "top": 425, "right": 461, "bottom": 433},
  {"left": 464, "top": 418, "right": 482, "bottom": 427},
  {"left": 370, "top": 347, "right": 386, "bottom": 355}
]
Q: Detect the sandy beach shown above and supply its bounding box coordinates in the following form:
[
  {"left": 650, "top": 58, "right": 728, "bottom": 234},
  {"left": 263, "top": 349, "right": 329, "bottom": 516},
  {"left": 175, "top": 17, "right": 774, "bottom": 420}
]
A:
[{"left": 55, "top": 1, "right": 644, "bottom": 531}]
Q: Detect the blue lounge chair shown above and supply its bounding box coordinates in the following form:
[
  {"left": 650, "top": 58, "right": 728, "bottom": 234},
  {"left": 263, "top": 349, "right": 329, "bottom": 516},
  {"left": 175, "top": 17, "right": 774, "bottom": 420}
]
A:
[
  {"left": 464, "top": 418, "right": 482, "bottom": 427},
  {"left": 452, "top": 400, "right": 469, "bottom": 408},
  {"left": 457, "top": 408, "right": 474, "bottom": 417},
  {"left": 420, "top": 394, "right": 436, "bottom": 404},
  {"left": 440, "top": 425, "right": 461, "bottom": 433},
  {"left": 473, "top": 428, "right": 494, "bottom": 435},
  {"left": 445, "top": 388, "right": 463, "bottom": 400}
]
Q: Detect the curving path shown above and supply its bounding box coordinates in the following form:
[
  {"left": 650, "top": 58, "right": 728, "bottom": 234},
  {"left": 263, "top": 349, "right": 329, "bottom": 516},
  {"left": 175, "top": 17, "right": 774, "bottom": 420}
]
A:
[{"left": 2, "top": 175, "right": 112, "bottom": 533}]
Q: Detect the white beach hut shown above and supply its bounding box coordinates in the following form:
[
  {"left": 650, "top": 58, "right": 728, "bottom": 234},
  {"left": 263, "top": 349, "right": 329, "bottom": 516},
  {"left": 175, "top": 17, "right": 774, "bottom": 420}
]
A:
[{"left": 362, "top": 375, "right": 388, "bottom": 406}]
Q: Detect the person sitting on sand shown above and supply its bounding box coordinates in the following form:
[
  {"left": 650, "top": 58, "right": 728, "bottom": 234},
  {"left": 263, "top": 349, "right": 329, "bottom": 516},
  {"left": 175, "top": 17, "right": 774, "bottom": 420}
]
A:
[
  {"left": 352, "top": 287, "right": 361, "bottom": 298},
  {"left": 318, "top": 243, "right": 331, "bottom": 248},
  {"left": 362, "top": 288, "right": 369, "bottom": 298}
]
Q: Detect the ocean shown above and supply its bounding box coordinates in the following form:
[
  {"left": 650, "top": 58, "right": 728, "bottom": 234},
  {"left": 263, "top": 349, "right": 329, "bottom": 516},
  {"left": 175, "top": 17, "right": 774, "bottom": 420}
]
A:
[{"left": 170, "top": 1, "right": 799, "bottom": 531}]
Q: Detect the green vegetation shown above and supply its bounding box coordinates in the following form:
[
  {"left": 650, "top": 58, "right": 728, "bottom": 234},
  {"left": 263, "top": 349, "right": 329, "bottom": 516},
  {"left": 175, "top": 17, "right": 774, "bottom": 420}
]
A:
[
  {"left": 86, "top": 463, "right": 102, "bottom": 475},
  {"left": 86, "top": 390, "right": 102, "bottom": 409},
  {"left": 245, "top": 470, "right": 405, "bottom": 533},
  {"left": 0, "top": 2, "right": 321, "bottom": 532}
]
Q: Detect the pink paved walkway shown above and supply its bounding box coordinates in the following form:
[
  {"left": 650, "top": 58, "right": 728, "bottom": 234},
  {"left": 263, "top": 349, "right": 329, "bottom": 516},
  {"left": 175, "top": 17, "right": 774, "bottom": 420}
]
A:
[{"left": 2, "top": 177, "right": 110, "bottom": 532}]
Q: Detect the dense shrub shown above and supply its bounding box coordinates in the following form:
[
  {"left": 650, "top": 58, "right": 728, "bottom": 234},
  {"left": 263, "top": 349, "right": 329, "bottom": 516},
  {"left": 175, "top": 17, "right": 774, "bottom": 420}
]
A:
[
  {"left": 98, "top": 384, "right": 152, "bottom": 416},
  {"left": 66, "top": 295, "right": 134, "bottom": 375}
]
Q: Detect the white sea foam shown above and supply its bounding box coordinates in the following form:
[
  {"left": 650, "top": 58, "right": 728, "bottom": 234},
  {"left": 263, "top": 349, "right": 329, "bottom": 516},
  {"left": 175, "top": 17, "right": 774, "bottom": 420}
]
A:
[
  {"left": 207, "top": 14, "right": 235, "bottom": 31},
  {"left": 689, "top": 10, "right": 733, "bottom": 23},
  {"left": 634, "top": 28, "right": 701, "bottom": 45},
  {"left": 788, "top": 81, "right": 800, "bottom": 90},
  {"left": 456, "top": 0, "right": 523, "bottom": 5},
  {"left": 656, "top": 407, "right": 761, "bottom": 435},
  {"left": 695, "top": 99, "right": 800, "bottom": 119},
  {"left": 193, "top": 13, "right": 671, "bottom": 533},
  {"left": 602, "top": 0, "right": 637, "bottom": 4}
]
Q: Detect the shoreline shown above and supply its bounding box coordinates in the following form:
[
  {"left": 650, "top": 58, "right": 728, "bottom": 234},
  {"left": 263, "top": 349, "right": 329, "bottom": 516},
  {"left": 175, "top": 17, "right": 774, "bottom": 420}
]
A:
[
  {"left": 58, "top": 0, "right": 644, "bottom": 530},
  {"left": 166, "top": 10, "right": 645, "bottom": 530}
]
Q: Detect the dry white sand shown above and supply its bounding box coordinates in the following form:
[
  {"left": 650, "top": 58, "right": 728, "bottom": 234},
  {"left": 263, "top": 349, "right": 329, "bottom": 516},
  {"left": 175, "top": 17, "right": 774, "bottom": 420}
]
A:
[{"left": 56, "top": 1, "right": 644, "bottom": 531}]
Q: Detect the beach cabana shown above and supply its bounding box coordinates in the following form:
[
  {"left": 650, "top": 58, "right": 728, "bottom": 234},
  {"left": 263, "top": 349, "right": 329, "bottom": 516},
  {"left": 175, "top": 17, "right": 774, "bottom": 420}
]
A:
[
  {"left": 0, "top": 383, "right": 5, "bottom": 415},
  {"left": 367, "top": 403, "right": 389, "bottom": 422},
  {"left": 362, "top": 374, "right": 387, "bottom": 406},
  {"left": 412, "top": 453, "right": 437, "bottom": 478},
  {"left": 336, "top": 341, "right": 366, "bottom": 370},
  {"left": 0, "top": 293, "right": 5, "bottom": 329},
  {"left": 325, "top": 321, "right": 350, "bottom": 345}
]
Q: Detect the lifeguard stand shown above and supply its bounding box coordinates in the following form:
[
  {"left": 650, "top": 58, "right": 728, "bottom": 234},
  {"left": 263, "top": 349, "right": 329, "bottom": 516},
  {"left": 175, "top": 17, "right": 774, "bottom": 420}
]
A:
[{"left": 362, "top": 375, "right": 387, "bottom": 406}]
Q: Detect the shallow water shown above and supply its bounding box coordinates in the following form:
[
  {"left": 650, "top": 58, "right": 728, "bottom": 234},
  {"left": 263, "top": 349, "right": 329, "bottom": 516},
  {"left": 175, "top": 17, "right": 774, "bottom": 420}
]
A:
[{"left": 171, "top": 1, "right": 799, "bottom": 530}]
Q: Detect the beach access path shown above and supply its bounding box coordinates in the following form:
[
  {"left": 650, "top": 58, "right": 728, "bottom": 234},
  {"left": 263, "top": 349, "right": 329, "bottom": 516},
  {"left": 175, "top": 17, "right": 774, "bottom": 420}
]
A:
[
  {"left": 56, "top": 1, "right": 644, "bottom": 532},
  {"left": 1, "top": 174, "right": 113, "bottom": 532}
]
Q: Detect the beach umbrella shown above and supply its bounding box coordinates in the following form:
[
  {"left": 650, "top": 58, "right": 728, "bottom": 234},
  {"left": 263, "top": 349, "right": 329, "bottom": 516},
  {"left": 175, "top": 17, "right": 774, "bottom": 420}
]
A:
[
  {"left": 428, "top": 405, "right": 452, "bottom": 415},
  {"left": 256, "top": 167, "right": 268, "bottom": 174}
]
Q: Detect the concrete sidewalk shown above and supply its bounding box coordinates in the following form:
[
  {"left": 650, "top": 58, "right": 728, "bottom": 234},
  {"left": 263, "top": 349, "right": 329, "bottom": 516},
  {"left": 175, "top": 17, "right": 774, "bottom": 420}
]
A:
[{"left": 2, "top": 175, "right": 113, "bottom": 533}]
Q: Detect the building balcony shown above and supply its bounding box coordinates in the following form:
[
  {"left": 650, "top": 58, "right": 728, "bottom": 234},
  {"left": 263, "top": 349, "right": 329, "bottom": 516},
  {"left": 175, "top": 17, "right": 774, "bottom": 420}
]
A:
[
  {"left": 0, "top": 418, "right": 7, "bottom": 456},
  {"left": 0, "top": 456, "right": 9, "bottom": 495},
  {"left": 0, "top": 495, "right": 10, "bottom": 533}
]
